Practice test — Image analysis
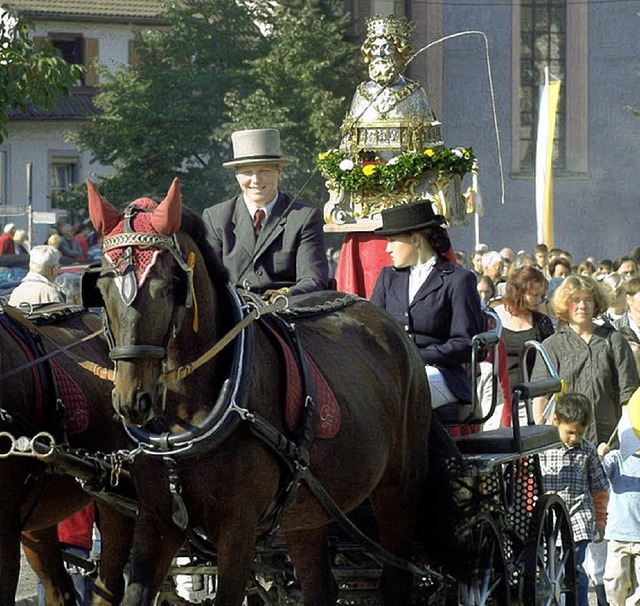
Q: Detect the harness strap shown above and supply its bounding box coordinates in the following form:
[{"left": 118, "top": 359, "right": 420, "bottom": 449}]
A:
[
  {"left": 255, "top": 316, "right": 318, "bottom": 535},
  {"left": 161, "top": 296, "right": 288, "bottom": 384},
  {"left": 245, "top": 409, "right": 443, "bottom": 580}
]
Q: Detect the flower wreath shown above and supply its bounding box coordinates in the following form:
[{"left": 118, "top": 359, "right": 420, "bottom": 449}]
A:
[{"left": 316, "top": 146, "right": 475, "bottom": 194}]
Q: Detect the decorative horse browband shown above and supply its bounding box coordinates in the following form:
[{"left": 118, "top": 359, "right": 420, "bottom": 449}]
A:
[{"left": 102, "top": 230, "right": 195, "bottom": 310}]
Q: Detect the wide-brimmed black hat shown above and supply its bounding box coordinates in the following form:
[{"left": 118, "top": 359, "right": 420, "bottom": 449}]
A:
[{"left": 374, "top": 200, "right": 446, "bottom": 236}]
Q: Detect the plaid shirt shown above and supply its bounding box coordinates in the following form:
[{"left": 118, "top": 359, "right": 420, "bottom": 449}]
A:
[{"left": 539, "top": 439, "right": 608, "bottom": 541}]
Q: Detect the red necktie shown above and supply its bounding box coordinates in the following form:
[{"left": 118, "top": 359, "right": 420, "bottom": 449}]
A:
[{"left": 253, "top": 209, "right": 265, "bottom": 234}]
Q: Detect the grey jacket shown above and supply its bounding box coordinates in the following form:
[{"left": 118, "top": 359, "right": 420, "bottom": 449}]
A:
[{"left": 202, "top": 192, "right": 328, "bottom": 295}]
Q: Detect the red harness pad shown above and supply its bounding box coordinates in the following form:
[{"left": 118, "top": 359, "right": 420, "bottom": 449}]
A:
[
  {"left": 261, "top": 322, "right": 341, "bottom": 439},
  {"left": 50, "top": 360, "right": 89, "bottom": 435}
]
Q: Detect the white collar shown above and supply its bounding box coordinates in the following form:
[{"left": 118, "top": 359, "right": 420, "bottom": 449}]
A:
[
  {"left": 243, "top": 192, "right": 279, "bottom": 220},
  {"left": 410, "top": 256, "right": 437, "bottom": 275}
]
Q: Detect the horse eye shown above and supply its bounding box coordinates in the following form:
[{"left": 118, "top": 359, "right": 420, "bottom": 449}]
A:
[{"left": 148, "top": 278, "right": 172, "bottom": 300}]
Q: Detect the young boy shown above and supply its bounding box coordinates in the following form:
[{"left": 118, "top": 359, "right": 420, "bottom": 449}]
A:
[
  {"left": 539, "top": 392, "right": 609, "bottom": 606},
  {"left": 598, "top": 405, "right": 640, "bottom": 606}
]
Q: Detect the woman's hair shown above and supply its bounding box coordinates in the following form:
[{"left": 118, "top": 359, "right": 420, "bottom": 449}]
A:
[
  {"left": 503, "top": 266, "right": 548, "bottom": 315},
  {"left": 554, "top": 392, "right": 593, "bottom": 427},
  {"left": 548, "top": 257, "right": 571, "bottom": 277},
  {"left": 623, "top": 276, "right": 640, "bottom": 298},
  {"left": 418, "top": 226, "right": 451, "bottom": 255},
  {"left": 578, "top": 259, "right": 596, "bottom": 276},
  {"left": 551, "top": 275, "right": 610, "bottom": 322},
  {"left": 13, "top": 228, "right": 27, "bottom": 244},
  {"left": 47, "top": 234, "right": 62, "bottom": 248}
]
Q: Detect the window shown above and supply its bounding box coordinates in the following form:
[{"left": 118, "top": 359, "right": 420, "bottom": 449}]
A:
[
  {"left": 512, "top": 0, "right": 588, "bottom": 175},
  {"left": 50, "top": 157, "right": 78, "bottom": 216},
  {"left": 35, "top": 34, "right": 99, "bottom": 87},
  {"left": 518, "top": 0, "right": 566, "bottom": 172}
]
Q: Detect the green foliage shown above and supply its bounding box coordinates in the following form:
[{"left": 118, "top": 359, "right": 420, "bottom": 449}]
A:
[
  {"left": 75, "top": 0, "right": 267, "bottom": 209},
  {"left": 225, "top": 0, "right": 364, "bottom": 204},
  {"left": 0, "top": 10, "right": 83, "bottom": 143},
  {"left": 75, "top": 0, "right": 361, "bottom": 210},
  {"left": 316, "top": 147, "right": 476, "bottom": 194}
]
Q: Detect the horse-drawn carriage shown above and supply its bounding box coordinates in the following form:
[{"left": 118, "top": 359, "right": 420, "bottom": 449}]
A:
[{"left": 0, "top": 182, "right": 576, "bottom": 606}]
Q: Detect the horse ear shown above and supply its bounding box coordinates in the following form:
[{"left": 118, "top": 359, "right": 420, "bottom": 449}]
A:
[
  {"left": 87, "top": 180, "right": 122, "bottom": 235},
  {"left": 150, "top": 178, "right": 181, "bottom": 235}
]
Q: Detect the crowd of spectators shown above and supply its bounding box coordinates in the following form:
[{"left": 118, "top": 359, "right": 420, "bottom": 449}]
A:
[{"left": 458, "top": 241, "right": 640, "bottom": 606}]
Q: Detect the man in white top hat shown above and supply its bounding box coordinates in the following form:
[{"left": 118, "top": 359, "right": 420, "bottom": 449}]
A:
[{"left": 202, "top": 128, "right": 328, "bottom": 301}]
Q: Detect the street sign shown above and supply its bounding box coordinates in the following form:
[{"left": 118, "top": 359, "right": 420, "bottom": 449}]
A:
[
  {"left": 0, "top": 205, "right": 27, "bottom": 216},
  {"left": 32, "top": 211, "right": 59, "bottom": 224}
]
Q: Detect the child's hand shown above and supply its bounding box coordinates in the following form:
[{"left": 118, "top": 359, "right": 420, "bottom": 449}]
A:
[
  {"left": 597, "top": 442, "right": 610, "bottom": 458},
  {"left": 594, "top": 522, "right": 605, "bottom": 543}
]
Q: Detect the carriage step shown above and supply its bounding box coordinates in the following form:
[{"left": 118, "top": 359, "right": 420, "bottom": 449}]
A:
[{"left": 337, "top": 589, "right": 383, "bottom": 605}]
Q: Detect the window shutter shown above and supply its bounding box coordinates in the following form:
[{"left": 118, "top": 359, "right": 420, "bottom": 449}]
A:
[
  {"left": 128, "top": 39, "right": 141, "bottom": 66},
  {"left": 33, "top": 36, "right": 46, "bottom": 51},
  {"left": 83, "top": 38, "right": 99, "bottom": 86}
]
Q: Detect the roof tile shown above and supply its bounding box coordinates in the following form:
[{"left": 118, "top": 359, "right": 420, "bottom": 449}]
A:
[
  {"left": 8, "top": 88, "right": 98, "bottom": 120},
  {"left": 4, "top": 0, "right": 166, "bottom": 22}
]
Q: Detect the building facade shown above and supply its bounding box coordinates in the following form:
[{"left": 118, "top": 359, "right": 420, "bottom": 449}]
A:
[
  {"left": 348, "top": 0, "right": 640, "bottom": 261},
  {"left": 0, "top": 0, "right": 165, "bottom": 243}
]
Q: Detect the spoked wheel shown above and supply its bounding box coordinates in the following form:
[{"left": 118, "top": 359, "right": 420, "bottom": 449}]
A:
[
  {"left": 522, "top": 494, "right": 576, "bottom": 606},
  {"left": 458, "top": 514, "right": 509, "bottom": 606}
]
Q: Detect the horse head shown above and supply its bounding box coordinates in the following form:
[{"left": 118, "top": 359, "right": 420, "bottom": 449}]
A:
[{"left": 87, "top": 178, "right": 222, "bottom": 426}]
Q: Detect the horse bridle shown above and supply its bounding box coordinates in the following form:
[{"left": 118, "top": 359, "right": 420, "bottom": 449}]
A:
[{"left": 100, "top": 205, "right": 195, "bottom": 365}]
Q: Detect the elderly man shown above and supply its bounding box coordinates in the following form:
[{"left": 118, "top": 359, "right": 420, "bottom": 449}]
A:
[
  {"left": 8, "top": 245, "right": 65, "bottom": 306},
  {"left": 202, "top": 128, "right": 328, "bottom": 301}
]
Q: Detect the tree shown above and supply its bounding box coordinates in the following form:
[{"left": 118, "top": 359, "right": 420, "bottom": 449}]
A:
[
  {"left": 76, "top": 0, "right": 267, "bottom": 209},
  {"left": 0, "top": 10, "right": 83, "bottom": 143},
  {"left": 225, "top": 0, "right": 364, "bottom": 204},
  {"left": 75, "top": 0, "right": 362, "bottom": 210}
]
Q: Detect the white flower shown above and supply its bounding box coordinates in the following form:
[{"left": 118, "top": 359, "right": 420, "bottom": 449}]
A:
[
  {"left": 386, "top": 156, "right": 400, "bottom": 165},
  {"left": 339, "top": 159, "right": 354, "bottom": 171},
  {"left": 452, "top": 148, "right": 463, "bottom": 158}
]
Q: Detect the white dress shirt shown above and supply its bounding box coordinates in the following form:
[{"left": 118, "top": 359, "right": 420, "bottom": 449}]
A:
[{"left": 408, "top": 256, "right": 436, "bottom": 302}]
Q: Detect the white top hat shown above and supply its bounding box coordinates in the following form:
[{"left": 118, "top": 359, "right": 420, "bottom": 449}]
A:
[{"left": 223, "top": 129, "right": 294, "bottom": 168}]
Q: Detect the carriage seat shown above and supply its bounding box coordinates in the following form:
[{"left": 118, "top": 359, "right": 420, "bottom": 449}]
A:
[
  {"left": 453, "top": 424, "right": 560, "bottom": 455},
  {"left": 453, "top": 379, "right": 562, "bottom": 455}
]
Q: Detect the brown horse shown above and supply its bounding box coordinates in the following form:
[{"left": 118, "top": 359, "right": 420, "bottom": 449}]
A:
[
  {"left": 87, "top": 178, "right": 436, "bottom": 606},
  {"left": 0, "top": 307, "right": 135, "bottom": 606}
]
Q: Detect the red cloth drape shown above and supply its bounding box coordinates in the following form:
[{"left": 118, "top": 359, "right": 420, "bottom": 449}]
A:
[{"left": 334, "top": 233, "right": 388, "bottom": 297}]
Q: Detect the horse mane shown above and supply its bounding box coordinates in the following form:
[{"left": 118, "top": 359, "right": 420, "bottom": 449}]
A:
[{"left": 180, "top": 207, "right": 229, "bottom": 286}]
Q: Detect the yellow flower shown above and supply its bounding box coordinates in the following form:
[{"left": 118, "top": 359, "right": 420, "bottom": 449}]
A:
[
  {"left": 424, "top": 149, "right": 434, "bottom": 157},
  {"left": 318, "top": 151, "right": 330, "bottom": 161},
  {"left": 362, "top": 164, "right": 377, "bottom": 176}
]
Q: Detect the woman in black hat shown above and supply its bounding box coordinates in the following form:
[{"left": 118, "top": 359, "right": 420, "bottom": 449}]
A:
[{"left": 371, "top": 200, "right": 484, "bottom": 407}]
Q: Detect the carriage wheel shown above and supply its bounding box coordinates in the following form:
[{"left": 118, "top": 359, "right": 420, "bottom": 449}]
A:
[
  {"left": 522, "top": 494, "right": 576, "bottom": 606},
  {"left": 458, "top": 514, "right": 509, "bottom": 606}
]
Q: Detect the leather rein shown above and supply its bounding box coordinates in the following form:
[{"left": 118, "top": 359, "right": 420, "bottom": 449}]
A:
[{"left": 0, "top": 304, "right": 105, "bottom": 383}]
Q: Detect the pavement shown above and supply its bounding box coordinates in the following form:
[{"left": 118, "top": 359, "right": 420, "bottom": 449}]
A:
[
  {"left": 17, "top": 552, "right": 38, "bottom": 606},
  {"left": 16, "top": 554, "right": 602, "bottom": 605}
]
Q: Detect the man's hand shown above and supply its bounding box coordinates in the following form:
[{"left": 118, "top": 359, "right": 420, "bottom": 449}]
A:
[{"left": 262, "top": 287, "right": 292, "bottom": 303}]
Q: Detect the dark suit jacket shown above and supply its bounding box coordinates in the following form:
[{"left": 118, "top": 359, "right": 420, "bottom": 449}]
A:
[
  {"left": 370, "top": 256, "right": 484, "bottom": 401},
  {"left": 202, "top": 192, "right": 328, "bottom": 295}
]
